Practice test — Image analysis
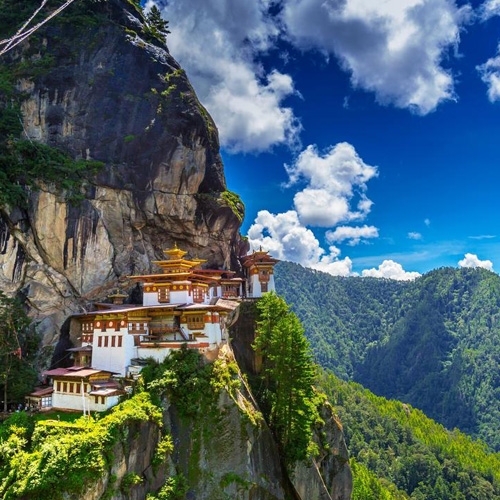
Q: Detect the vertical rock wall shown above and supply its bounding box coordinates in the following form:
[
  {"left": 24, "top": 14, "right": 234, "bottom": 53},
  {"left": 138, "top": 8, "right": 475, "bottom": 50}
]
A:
[{"left": 0, "top": 0, "right": 246, "bottom": 354}]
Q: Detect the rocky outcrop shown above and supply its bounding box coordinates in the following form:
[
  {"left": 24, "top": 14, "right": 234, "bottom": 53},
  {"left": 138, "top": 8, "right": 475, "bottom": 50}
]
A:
[
  {"left": 82, "top": 420, "right": 175, "bottom": 500},
  {"left": 83, "top": 346, "right": 351, "bottom": 500},
  {"left": 0, "top": 0, "right": 246, "bottom": 353},
  {"left": 292, "top": 403, "right": 352, "bottom": 500},
  {"left": 229, "top": 304, "right": 352, "bottom": 499}
]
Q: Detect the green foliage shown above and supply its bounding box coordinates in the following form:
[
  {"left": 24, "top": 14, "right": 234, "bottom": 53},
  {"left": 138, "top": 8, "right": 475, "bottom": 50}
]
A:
[
  {"left": 146, "top": 474, "right": 188, "bottom": 500},
  {"left": 0, "top": 413, "right": 34, "bottom": 445},
  {"left": 253, "top": 292, "right": 320, "bottom": 466},
  {"left": 0, "top": 139, "right": 103, "bottom": 208},
  {"left": 221, "top": 191, "right": 245, "bottom": 222},
  {"left": 275, "top": 262, "right": 500, "bottom": 451},
  {"left": 120, "top": 472, "right": 143, "bottom": 494},
  {"left": 143, "top": 5, "right": 170, "bottom": 44},
  {"left": 0, "top": 291, "right": 39, "bottom": 412},
  {"left": 351, "top": 459, "right": 406, "bottom": 500},
  {"left": 152, "top": 434, "right": 174, "bottom": 471},
  {"left": 219, "top": 471, "right": 253, "bottom": 491},
  {"left": 320, "top": 371, "right": 500, "bottom": 499},
  {"left": 0, "top": 392, "right": 161, "bottom": 499},
  {"left": 144, "top": 347, "right": 218, "bottom": 419}
]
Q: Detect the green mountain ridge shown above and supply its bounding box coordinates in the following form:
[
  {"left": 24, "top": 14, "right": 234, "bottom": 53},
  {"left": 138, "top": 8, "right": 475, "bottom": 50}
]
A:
[
  {"left": 275, "top": 261, "right": 500, "bottom": 451},
  {"left": 319, "top": 370, "right": 500, "bottom": 499}
]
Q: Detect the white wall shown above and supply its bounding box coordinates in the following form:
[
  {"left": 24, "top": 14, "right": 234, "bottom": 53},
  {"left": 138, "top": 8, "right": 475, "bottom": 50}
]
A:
[
  {"left": 143, "top": 291, "right": 159, "bottom": 306},
  {"left": 136, "top": 346, "right": 173, "bottom": 364},
  {"left": 52, "top": 391, "right": 87, "bottom": 411},
  {"left": 92, "top": 327, "right": 135, "bottom": 377}
]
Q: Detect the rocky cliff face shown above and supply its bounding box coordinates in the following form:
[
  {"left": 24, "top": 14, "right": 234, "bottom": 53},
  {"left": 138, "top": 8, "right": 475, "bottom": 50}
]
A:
[
  {"left": 82, "top": 346, "right": 351, "bottom": 500},
  {"left": 0, "top": 0, "right": 246, "bottom": 353},
  {"left": 229, "top": 304, "right": 352, "bottom": 500}
]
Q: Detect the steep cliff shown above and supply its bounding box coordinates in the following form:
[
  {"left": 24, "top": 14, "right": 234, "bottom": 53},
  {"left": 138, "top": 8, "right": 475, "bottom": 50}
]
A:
[
  {"left": 0, "top": 346, "right": 352, "bottom": 500},
  {"left": 0, "top": 0, "right": 246, "bottom": 353},
  {"left": 0, "top": 3, "right": 353, "bottom": 498}
]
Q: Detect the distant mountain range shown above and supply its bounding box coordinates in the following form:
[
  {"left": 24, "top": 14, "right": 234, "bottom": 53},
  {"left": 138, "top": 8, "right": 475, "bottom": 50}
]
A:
[{"left": 275, "top": 262, "right": 500, "bottom": 452}]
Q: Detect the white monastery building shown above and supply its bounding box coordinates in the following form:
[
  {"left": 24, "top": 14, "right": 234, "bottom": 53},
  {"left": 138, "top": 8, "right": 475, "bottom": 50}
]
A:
[{"left": 28, "top": 246, "right": 278, "bottom": 412}]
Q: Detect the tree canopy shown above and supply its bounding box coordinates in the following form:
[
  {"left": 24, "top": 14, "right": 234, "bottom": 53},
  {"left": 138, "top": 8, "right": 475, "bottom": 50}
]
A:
[
  {"left": 253, "top": 292, "right": 319, "bottom": 465},
  {"left": 319, "top": 370, "right": 500, "bottom": 499},
  {"left": 275, "top": 262, "right": 500, "bottom": 451}
]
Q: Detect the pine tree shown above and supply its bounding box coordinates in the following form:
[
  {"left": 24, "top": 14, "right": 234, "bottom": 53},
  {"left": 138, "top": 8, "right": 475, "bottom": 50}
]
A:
[
  {"left": 254, "top": 292, "right": 318, "bottom": 464},
  {"left": 146, "top": 5, "right": 170, "bottom": 44}
]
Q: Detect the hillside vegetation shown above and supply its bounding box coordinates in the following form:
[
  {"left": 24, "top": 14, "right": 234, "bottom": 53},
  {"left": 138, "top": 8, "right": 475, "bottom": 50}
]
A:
[
  {"left": 320, "top": 370, "right": 500, "bottom": 499},
  {"left": 275, "top": 261, "right": 500, "bottom": 451}
]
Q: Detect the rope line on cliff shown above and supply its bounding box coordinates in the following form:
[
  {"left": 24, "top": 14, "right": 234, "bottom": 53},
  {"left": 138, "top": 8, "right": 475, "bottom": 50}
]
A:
[
  {"left": 1, "top": 0, "right": 49, "bottom": 54},
  {"left": 0, "top": 0, "right": 77, "bottom": 56}
]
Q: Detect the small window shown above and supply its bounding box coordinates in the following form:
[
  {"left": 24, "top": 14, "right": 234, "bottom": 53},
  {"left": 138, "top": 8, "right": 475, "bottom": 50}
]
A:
[
  {"left": 98, "top": 336, "right": 102, "bottom": 347},
  {"left": 111, "top": 336, "right": 116, "bottom": 347},
  {"left": 158, "top": 287, "right": 170, "bottom": 303},
  {"left": 69, "top": 383, "right": 74, "bottom": 393},
  {"left": 104, "top": 336, "right": 109, "bottom": 347},
  {"left": 101, "top": 396, "right": 105, "bottom": 404},
  {"left": 118, "top": 336, "right": 123, "bottom": 348},
  {"left": 63, "top": 382, "right": 67, "bottom": 393},
  {"left": 186, "top": 314, "right": 205, "bottom": 330},
  {"left": 57, "top": 381, "right": 61, "bottom": 392},
  {"left": 193, "top": 287, "right": 204, "bottom": 303}
]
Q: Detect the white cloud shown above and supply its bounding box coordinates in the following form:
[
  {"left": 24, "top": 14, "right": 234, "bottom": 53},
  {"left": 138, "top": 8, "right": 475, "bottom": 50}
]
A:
[
  {"left": 424, "top": 218, "right": 431, "bottom": 226},
  {"left": 149, "top": 0, "right": 301, "bottom": 153},
  {"left": 477, "top": 46, "right": 500, "bottom": 102},
  {"left": 285, "top": 142, "right": 378, "bottom": 226},
  {"left": 479, "top": 0, "right": 500, "bottom": 21},
  {"left": 282, "top": 0, "right": 471, "bottom": 114},
  {"left": 246, "top": 142, "right": 379, "bottom": 276},
  {"left": 469, "top": 234, "right": 496, "bottom": 240},
  {"left": 247, "top": 210, "right": 355, "bottom": 276},
  {"left": 314, "top": 250, "right": 355, "bottom": 277},
  {"left": 326, "top": 225, "right": 379, "bottom": 245},
  {"left": 361, "top": 260, "right": 421, "bottom": 280},
  {"left": 458, "top": 253, "right": 494, "bottom": 271},
  {"left": 408, "top": 232, "right": 422, "bottom": 240}
]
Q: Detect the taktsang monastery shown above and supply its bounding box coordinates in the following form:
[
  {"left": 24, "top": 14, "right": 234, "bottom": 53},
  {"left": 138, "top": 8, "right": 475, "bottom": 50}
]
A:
[{"left": 27, "top": 246, "right": 278, "bottom": 413}]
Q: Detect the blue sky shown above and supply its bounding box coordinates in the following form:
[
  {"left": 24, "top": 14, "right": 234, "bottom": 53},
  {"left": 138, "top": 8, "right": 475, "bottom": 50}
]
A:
[{"left": 149, "top": 0, "right": 500, "bottom": 279}]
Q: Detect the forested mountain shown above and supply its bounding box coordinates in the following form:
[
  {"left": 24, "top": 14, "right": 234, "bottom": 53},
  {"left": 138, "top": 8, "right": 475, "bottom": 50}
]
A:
[
  {"left": 319, "top": 370, "right": 500, "bottom": 499},
  {"left": 275, "top": 261, "right": 500, "bottom": 451}
]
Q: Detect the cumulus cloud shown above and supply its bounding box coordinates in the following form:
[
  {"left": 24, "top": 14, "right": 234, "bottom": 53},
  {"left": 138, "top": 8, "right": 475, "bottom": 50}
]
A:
[
  {"left": 408, "top": 232, "right": 422, "bottom": 240},
  {"left": 285, "top": 142, "right": 378, "bottom": 226},
  {"left": 458, "top": 253, "right": 494, "bottom": 271},
  {"left": 424, "top": 218, "right": 431, "bottom": 226},
  {"left": 247, "top": 210, "right": 355, "bottom": 276},
  {"left": 326, "top": 225, "right": 379, "bottom": 245},
  {"left": 282, "top": 0, "right": 471, "bottom": 114},
  {"left": 246, "top": 142, "right": 380, "bottom": 276},
  {"left": 477, "top": 47, "right": 500, "bottom": 102},
  {"left": 361, "top": 260, "right": 421, "bottom": 280},
  {"left": 148, "top": 0, "right": 301, "bottom": 153}
]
